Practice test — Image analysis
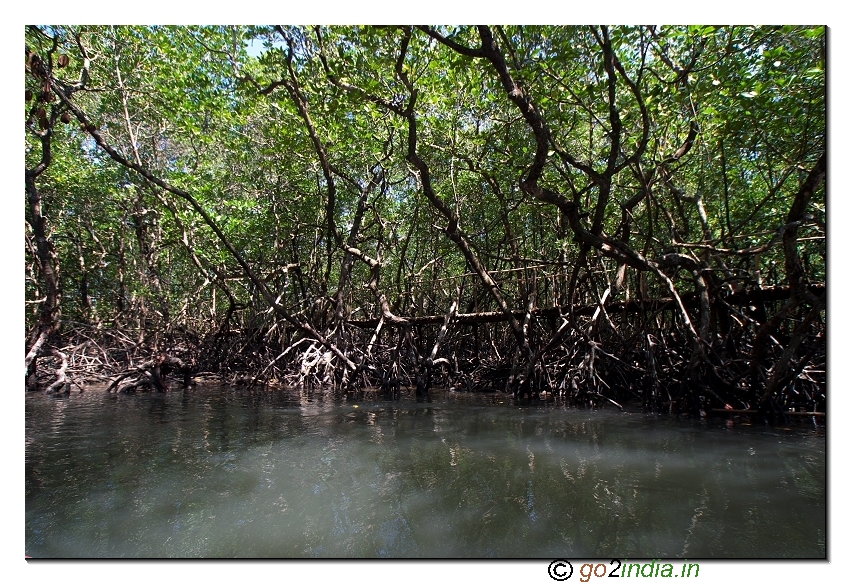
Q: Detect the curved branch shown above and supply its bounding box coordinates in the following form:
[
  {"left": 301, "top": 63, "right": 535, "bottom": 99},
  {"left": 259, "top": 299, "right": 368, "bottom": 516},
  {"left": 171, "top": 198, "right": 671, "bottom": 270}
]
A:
[{"left": 53, "top": 84, "right": 358, "bottom": 372}]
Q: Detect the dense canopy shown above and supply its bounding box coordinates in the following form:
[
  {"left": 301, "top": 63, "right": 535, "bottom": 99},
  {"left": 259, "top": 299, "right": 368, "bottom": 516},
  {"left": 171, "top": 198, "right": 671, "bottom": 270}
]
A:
[{"left": 25, "top": 25, "right": 825, "bottom": 419}]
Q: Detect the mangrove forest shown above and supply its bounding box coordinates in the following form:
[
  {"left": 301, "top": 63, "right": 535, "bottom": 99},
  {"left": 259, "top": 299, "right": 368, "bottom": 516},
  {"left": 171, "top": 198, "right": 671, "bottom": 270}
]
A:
[{"left": 25, "top": 25, "right": 826, "bottom": 421}]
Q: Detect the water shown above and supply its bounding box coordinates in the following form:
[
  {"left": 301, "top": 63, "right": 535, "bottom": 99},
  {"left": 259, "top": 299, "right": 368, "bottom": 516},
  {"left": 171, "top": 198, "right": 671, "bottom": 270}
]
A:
[{"left": 25, "top": 387, "right": 825, "bottom": 558}]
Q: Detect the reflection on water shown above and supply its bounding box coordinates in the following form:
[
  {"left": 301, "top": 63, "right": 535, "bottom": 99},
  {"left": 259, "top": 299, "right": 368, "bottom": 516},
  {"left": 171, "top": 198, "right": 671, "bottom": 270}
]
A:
[{"left": 25, "top": 388, "right": 825, "bottom": 558}]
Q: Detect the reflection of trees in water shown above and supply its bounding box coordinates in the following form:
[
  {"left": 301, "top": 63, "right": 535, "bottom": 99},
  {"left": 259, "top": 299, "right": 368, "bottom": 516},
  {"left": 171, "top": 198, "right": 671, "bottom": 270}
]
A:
[{"left": 26, "top": 393, "right": 825, "bottom": 557}]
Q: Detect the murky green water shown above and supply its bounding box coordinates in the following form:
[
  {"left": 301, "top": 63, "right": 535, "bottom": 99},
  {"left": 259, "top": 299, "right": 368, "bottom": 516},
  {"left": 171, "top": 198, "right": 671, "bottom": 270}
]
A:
[{"left": 25, "top": 387, "right": 825, "bottom": 558}]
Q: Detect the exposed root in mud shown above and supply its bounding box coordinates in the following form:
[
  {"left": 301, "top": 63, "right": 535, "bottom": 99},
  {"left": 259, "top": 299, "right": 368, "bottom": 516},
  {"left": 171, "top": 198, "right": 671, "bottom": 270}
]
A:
[{"left": 26, "top": 284, "right": 825, "bottom": 426}]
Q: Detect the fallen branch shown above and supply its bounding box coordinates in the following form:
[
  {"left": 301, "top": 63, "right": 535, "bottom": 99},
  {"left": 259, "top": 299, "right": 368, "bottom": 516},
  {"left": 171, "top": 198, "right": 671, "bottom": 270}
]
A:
[{"left": 345, "top": 284, "right": 824, "bottom": 328}]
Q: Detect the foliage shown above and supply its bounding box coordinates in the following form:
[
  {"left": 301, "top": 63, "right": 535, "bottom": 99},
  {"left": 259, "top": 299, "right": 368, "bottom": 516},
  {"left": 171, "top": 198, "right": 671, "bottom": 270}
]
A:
[{"left": 25, "top": 25, "right": 825, "bottom": 414}]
